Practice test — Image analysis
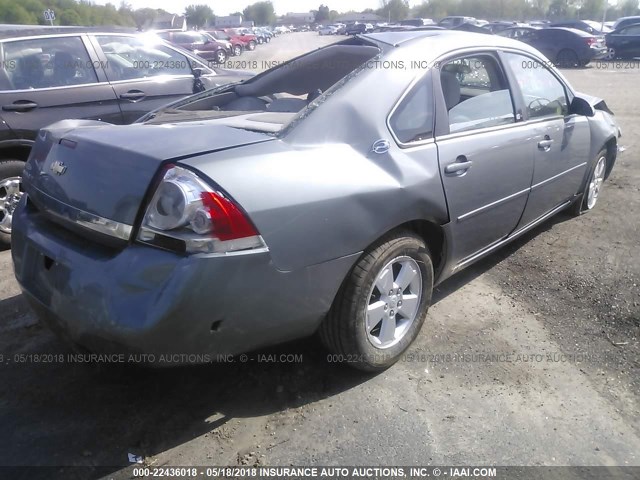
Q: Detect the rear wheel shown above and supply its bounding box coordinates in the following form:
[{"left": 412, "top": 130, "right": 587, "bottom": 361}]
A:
[
  {"left": 0, "top": 160, "right": 25, "bottom": 246},
  {"left": 571, "top": 148, "right": 608, "bottom": 216},
  {"left": 556, "top": 49, "right": 579, "bottom": 68},
  {"left": 320, "top": 231, "right": 433, "bottom": 372}
]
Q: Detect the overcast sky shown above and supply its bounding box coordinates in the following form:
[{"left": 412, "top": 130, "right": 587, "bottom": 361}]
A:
[{"left": 92, "top": 0, "right": 425, "bottom": 17}]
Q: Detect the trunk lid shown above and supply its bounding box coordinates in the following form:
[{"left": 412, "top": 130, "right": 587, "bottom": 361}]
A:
[{"left": 23, "top": 119, "right": 273, "bottom": 239}]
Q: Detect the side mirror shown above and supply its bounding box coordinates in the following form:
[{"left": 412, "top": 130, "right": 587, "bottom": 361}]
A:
[
  {"left": 193, "top": 67, "right": 204, "bottom": 79},
  {"left": 570, "top": 96, "right": 595, "bottom": 117}
]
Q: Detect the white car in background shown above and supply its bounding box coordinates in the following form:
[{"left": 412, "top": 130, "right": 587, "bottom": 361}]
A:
[{"left": 319, "top": 25, "right": 339, "bottom": 35}]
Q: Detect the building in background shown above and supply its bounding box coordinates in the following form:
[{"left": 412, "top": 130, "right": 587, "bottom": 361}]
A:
[
  {"left": 336, "top": 13, "right": 383, "bottom": 23},
  {"left": 215, "top": 15, "right": 244, "bottom": 28},
  {"left": 280, "top": 12, "right": 315, "bottom": 25},
  {"left": 151, "top": 14, "right": 187, "bottom": 30}
]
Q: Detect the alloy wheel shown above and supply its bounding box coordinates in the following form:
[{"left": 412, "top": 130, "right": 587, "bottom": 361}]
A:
[
  {"left": 365, "top": 256, "right": 422, "bottom": 349},
  {"left": 0, "top": 176, "right": 23, "bottom": 234},
  {"left": 587, "top": 156, "right": 606, "bottom": 209}
]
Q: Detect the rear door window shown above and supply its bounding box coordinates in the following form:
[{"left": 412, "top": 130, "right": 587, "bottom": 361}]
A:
[{"left": 2, "top": 36, "right": 98, "bottom": 90}]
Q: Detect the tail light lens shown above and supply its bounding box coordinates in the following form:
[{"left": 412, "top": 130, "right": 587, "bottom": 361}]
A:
[
  {"left": 586, "top": 37, "right": 597, "bottom": 46},
  {"left": 137, "top": 165, "right": 266, "bottom": 254}
]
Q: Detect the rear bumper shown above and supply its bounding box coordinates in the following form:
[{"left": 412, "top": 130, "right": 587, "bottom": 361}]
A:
[{"left": 11, "top": 199, "right": 357, "bottom": 364}]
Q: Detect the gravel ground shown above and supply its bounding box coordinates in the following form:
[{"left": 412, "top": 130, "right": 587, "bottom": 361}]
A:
[{"left": 0, "top": 32, "right": 637, "bottom": 479}]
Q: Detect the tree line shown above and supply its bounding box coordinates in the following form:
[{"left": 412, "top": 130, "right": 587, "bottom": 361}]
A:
[{"left": 0, "top": 0, "right": 638, "bottom": 28}]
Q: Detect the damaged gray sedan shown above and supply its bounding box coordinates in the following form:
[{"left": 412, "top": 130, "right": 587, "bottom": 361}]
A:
[{"left": 12, "top": 31, "right": 621, "bottom": 371}]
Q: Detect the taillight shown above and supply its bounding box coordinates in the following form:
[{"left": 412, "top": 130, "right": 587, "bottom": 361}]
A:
[
  {"left": 137, "top": 165, "right": 266, "bottom": 254},
  {"left": 586, "top": 37, "right": 597, "bottom": 46}
]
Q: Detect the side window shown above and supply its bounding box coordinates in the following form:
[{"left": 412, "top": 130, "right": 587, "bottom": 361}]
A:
[
  {"left": 2, "top": 36, "right": 98, "bottom": 90},
  {"left": 95, "top": 36, "right": 194, "bottom": 81},
  {"left": 503, "top": 52, "right": 569, "bottom": 119},
  {"left": 624, "top": 25, "right": 640, "bottom": 35},
  {"left": 389, "top": 74, "right": 433, "bottom": 143},
  {"left": 440, "top": 55, "right": 515, "bottom": 134}
]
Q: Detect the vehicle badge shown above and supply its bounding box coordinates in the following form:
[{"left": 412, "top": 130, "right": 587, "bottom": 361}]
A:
[
  {"left": 50, "top": 161, "right": 67, "bottom": 176},
  {"left": 372, "top": 139, "right": 390, "bottom": 154}
]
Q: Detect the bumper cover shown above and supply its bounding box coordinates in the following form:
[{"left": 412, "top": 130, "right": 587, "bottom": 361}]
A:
[{"left": 11, "top": 199, "right": 357, "bottom": 364}]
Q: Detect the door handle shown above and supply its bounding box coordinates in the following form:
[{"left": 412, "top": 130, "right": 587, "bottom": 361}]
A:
[
  {"left": 445, "top": 158, "right": 473, "bottom": 175},
  {"left": 538, "top": 136, "right": 554, "bottom": 151},
  {"left": 119, "top": 91, "right": 146, "bottom": 101},
  {"left": 2, "top": 102, "right": 38, "bottom": 112}
]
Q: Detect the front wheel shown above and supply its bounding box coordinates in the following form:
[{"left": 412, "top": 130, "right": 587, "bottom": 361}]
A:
[
  {"left": 320, "top": 231, "right": 433, "bottom": 372},
  {"left": 0, "top": 159, "right": 25, "bottom": 246},
  {"left": 247, "top": 40, "right": 256, "bottom": 51},
  {"left": 571, "top": 149, "right": 608, "bottom": 216},
  {"left": 604, "top": 47, "right": 616, "bottom": 60},
  {"left": 232, "top": 45, "right": 242, "bottom": 56}
]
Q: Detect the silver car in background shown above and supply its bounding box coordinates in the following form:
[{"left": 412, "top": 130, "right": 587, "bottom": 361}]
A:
[{"left": 12, "top": 31, "right": 621, "bottom": 371}]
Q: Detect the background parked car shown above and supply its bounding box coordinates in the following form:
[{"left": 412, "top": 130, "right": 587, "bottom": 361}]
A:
[
  {"left": 207, "top": 30, "right": 244, "bottom": 56},
  {"left": 438, "top": 16, "right": 477, "bottom": 27},
  {"left": 156, "top": 30, "right": 230, "bottom": 64},
  {"left": 318, "top": 25, "right": 339, "bottom": 35},
  {"left": 345, "top": 23, "right": 373, "bottom": 35},
  {"left": 497, "top": 26, "right": 541, "bottom": 40},
  {"left": 516, "top": 27, "right": 607, "bottom": 67},
  {"left": 613, "top": 15, "right": 640, "bottom": 30},
  {"left": 550, "top": 20, "right": 609, "bottom": 36},
  {"left": 223, "top": 28, "right": 258, "bottom": 51},
  {"left": 0, "top": 26, "right": 252, "bottom": 246},
  {"left": 605, "top": 23, "right": 640, "bottom": 59}
]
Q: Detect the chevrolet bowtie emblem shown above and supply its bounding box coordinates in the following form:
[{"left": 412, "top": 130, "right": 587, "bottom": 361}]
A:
[{"left": 50, "top": 161, "right": 67, "bottom": 176}]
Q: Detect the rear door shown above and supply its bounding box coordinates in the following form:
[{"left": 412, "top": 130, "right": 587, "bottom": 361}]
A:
[
  {"left": 610, "top": 25, "right": 640, "bottom": 58},
  {"left": 0, "top": 34, "right": 122, "bottom": 139},
  {"left": 90, "top": 34, "right": 200, "bottom": 124},
  {"left": 434, "top": 53, "right": 534, "bottom": 265},
  {"left": 502, "top": 52, "right": 590, "bottom": 228}
]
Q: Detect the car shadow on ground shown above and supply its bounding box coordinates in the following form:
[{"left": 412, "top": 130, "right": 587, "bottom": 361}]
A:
[{"left": 0, "top": 212, "right": 575, "bottom": 479}]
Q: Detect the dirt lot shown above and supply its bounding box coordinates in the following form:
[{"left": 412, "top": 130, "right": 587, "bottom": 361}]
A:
[{"left": 0, "top": 32, "right": 638, "bottom": 479}]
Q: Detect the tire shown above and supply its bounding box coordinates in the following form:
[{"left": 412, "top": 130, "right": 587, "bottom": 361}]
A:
[
  {"left": 215, "top": 49, "right": 227, "bottom": 64},
  {"left": 248, "top": 40, "right": 256, "bottom": 51},
  {"left": 319, "top": 231, "right": 434, "bottom": 372},
  {"left": 258, "top": 37, "right": 264, "bottom": 44},
  {"left": 604, "top": 47, "right": 616, "bottom": 61},
  {"left": 0, "top": 159, "right": 26, "bottom": 246},
  {"left": 556, "top": 49, "right": 579, "bottom": 68},
  {"left": 570, "top": 148, "right": 608, "bottom": 216},
  {"left": 233, "top": 45, "right": 242, "bottom": 56}
]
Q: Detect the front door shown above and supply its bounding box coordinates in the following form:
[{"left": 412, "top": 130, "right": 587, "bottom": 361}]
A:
[
  {"left": 435, "top": 53, "right": 534, "bottom": 264},
  {"left": 91, "top": 35, "right": 198, "bottom": 124},
  {"left": 502, "top": 52, "right": 590, "bottom": 228}
]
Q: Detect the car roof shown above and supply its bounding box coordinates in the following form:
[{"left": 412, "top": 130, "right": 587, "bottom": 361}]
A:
[
  {"left": 361, "top": 29, "right": 535, "bottom": 51},
  {"left": 0, "top": 24, "right": 136, "bottom": 40}
]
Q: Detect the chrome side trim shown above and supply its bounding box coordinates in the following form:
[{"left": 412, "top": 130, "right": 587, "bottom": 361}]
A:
[
  {"left": 457, "top": 187, "right": 530, "bottom": 222},
  {"left": 453, "top": 199, "right": 572, "bottom": 272},
  {"left": 29, "top": 186, "right": 132, "bottom": 240},
  {"left": 531, "top": 162, "right": 587, "bottom": 191}
]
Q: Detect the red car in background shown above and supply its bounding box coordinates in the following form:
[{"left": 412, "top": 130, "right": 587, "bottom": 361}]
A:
[
  {"left": 156, "top": 30, "right": 230, "bottom": 64},
  {"left": 223, "top": 28, "right": 258, "bottom": 50},
  {"left": 208, "top": 30, "right": 248, "bottom": 55}
]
